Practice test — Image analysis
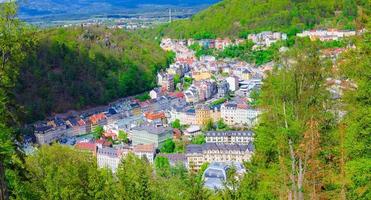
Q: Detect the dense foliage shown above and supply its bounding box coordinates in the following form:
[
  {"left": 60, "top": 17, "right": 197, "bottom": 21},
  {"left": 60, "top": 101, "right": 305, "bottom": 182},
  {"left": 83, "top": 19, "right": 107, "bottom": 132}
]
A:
[
  {"left": 142, "top": 0, "right": 366, "bottom": 39},
  {"left": 10, "top": 145, "right": 217, "bottom": 200},
  {"left": 15, "top": 27, "right": 173, "bottom": 122}
]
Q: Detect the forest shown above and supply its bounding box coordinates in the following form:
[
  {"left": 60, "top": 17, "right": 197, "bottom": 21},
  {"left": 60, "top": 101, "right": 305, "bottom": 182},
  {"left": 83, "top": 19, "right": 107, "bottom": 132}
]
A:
[
  {"left": 16, "top": 25, "right": 173, "bottom": 123},
  {"left": 141, "top": 0, "right": 367, "bottom": 39}
]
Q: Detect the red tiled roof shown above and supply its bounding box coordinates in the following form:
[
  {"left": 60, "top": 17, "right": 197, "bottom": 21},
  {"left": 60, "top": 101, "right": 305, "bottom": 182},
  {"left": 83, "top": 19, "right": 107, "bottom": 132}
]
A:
[
  {"left": 144, "top": 112, "right": 165, "bottom": 120},
  {"left": 75, "top": 142, "right": 96, "bottom": 152},
  {"left": 168, "top": 92, "right": 185, "bottom": 99},
  {"left": 77, "top": 119, "right": 86, "bottom": 126}
]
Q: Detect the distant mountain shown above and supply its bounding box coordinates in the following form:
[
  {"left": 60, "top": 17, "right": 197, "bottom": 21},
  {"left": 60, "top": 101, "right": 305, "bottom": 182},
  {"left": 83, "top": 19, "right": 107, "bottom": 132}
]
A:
[
  {"left": 155, "top": 0, "right": 366, "bottom": 38},
  {"left": 18, "top": 0, "right": 220, "bottom": 22}
]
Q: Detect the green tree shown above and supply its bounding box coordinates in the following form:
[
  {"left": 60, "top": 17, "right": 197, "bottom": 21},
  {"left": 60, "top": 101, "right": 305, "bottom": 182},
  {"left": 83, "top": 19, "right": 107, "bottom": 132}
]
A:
[
  {"left": 340, "top": 34, "right": 371, "bottom": 199},
  {"left": 160, "top": 139, "right": 175, "bottom": 153},
  {"left": 202, "top": 119, "right": 214, "bottom": 131},
  {"left": 154, "top": 156, "right": 170, "bottom": 177},
  {"left": 216, "top": 119, "right": 228, "bottom": 130},
  {"left": 21, "top": 145, "right": 101, "bottom": 200},
  {"left": 116, "top": 153, "right": 154, "bottom": 200},
  {"left": 118, "top": 130, "right": 129, "bottom": 143},
  {"left": 92, "top": 126, "right": 104, "bottom": 139},
  {"left": 191, "top": 134, "right": 206, "bottom": 145},
  {"left": 0, "top": 2, "right": 33, "bottom": 199},
  {"left": 171, "top": 119, "right": 181, "bottom": 129}
]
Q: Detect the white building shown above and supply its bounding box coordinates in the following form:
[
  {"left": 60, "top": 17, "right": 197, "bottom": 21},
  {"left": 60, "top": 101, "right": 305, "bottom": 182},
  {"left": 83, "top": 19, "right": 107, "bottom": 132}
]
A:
[
  {"left": 226, "top": 76, "right": 239, "bottom": 91},
  {"left": 97, "top": 147, "right": 129, "bottom": 173},
  {"left": 205, "top": 131, "right": 254, "bottom": 145},
  {"left": 221, "top": 102, "right": 260, "bottom": 127},
  {"left": 133, "top": 143, "right": 156, "bottom": 163}
]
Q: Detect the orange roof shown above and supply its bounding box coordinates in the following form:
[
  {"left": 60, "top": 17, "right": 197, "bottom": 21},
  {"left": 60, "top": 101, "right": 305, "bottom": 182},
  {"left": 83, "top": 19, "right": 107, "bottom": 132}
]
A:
[
  {"left": 75, "top": 142, "right": 96, "bottom": 152},
  {"left": 89, "top": 113, "right": 106, "bottom": 124},
  {"left": 144, "top": 112, "right": 165, "bottom": 120},
  {"left": 133, "top": 143, "right": 155, "bottom": 153}
]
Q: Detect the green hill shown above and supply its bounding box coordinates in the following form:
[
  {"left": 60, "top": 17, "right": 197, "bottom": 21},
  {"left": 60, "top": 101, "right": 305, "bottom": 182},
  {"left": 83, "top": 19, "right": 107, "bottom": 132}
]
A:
[
  {"left": 15, "top": 27, "right": 173, "bottom": 122},
  {"left": 149, "top": 0, "right": 367, "bottom": 38}
]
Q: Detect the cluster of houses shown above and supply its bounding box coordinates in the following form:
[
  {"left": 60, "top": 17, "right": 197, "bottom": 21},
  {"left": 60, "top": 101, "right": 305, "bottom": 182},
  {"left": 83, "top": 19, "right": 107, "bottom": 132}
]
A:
[
  {"left": 248, "top": 31, "right": 287, "bottom": 49},
  {"left": 297, "top": 29, "right": 357, "bottom": 41}
]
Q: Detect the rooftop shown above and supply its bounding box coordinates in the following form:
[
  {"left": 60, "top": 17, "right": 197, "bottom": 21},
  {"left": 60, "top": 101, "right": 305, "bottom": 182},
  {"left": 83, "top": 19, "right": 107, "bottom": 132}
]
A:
[{"left": 132, "top": 124, "right": 172, "bottom": 135}]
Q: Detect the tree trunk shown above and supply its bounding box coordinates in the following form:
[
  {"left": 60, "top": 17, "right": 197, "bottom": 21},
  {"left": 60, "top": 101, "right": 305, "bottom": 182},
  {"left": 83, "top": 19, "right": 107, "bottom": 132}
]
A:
[
  {"left": 298, "top": 158, "right": 304, "bottom": 200},
  {"left": 289, "top": 140, "right": 298, "bottom": 200},
  {"left": 0, "top": 161, "right": 8, "bottom": 200}
]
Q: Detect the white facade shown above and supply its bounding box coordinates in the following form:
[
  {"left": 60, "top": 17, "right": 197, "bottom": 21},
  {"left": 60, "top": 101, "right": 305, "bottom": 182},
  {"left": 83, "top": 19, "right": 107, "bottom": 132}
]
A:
[
  {"left": 221, "top": 103, "right": 260, "bottom": 127},
  {"left": 226, "top": 76, "right": 239, "bottom": 91}
]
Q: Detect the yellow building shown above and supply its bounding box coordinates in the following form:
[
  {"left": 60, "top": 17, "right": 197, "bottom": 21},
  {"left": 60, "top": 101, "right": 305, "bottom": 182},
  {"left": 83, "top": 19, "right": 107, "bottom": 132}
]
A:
[
  {"left": 195, "top": 105, "right": 220, "bottom": 126},
  {"left": 192, "top": 72, "right": 212, "bottom": 81}
]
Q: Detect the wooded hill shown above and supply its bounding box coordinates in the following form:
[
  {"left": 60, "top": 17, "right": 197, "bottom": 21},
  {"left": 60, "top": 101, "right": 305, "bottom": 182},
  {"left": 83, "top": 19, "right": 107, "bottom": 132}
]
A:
[
  {"left": 15, "top": 27, "right": 173, "bottom": 122},
  {"left": 144, "top": 0, "right": 368, "bottom": 39}
]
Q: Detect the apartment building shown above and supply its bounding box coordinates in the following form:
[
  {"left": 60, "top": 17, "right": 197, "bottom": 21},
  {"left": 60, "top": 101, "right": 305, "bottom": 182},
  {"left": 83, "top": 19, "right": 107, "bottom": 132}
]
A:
[{"left": 205, "top": 131, "right": 254, "bottom": 145}]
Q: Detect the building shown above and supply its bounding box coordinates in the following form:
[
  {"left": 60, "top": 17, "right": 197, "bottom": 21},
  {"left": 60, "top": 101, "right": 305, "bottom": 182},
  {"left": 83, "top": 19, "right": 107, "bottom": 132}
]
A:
[
  {"left": 221, "top": 102, "right": 260, "bottom": 127},
  {"left": 203, "top": 162, "right": 246, "bottom": 190},
  {"left": 226, "top": 76, "right": 239, "bottom": 91},
  {"left": 195, "top": 105, "right": 220, "bottom": 126},
  {"left": 169, "top": 107, "right": 197, "bottom": 125},
  {"left": 217, "top": 80, "right": 229, "bottom": 98},
  {"left": 131, "top": 125, "right": 173, "bottom": 148},
  {"left": 89, "top": 113, "right": 107, "bottom": 131},
  {"left": 133, "top": 143, "right": 156, "bottom": 163},
  {"left": 161, "top": 74, "right": 175, "bottom": 92},
  {"left": 203, "top": 162, "right": 228, "bottom": 190},
  {"left": 192, "top": 71, "right": 212, "bottom": 81},
  {"left": 184, "top": 125, "right": 201, "bottom": 136},
  {"left": 34, "top": 125, "right": 67, "bottom": 145},
  {"left": 297, "top": 29, "right": 356, "bottom": 41},
  {"left": 205, "top": 131, "right": 254, "bottom": 145},
  {"left": 186, "top": 143, "right": 254, "bottom": 170},
  {"left": 97, "top": 147, "right": 130, "bottom": 172}
]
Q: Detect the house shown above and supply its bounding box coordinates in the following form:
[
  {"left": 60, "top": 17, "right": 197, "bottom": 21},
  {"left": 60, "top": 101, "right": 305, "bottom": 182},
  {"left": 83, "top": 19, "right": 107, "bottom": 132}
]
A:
[
  {"left": 34, "top": 125, "right": 67, "bottom": 145},
  {"left": 97, "top": 147, "right": 130, "bottom": 172},
  {"left": 217, "top": 80, "right": 229, "bottom": 98},
  {"left": 66, "top": 117, "right": 88, "bottom": 137},
  {"left": 195, "top": 105, "right": 220, "bottom": 126},
  {"left": 169, "top": 107, "right": 197, "bottom": 125},
  {"left": 144, "top": 111, "right": 166, "bottom": 122},
  {"left": 221, "top": 102, "right": 260, "bottom": 127},
  {"left": 89, "top": 113, "right": 107, "bottom": 131},
  {"left": 149, "top": 88, "right": 162, "bottom": 99},
  {"left": 133, "top": 143, "right": 156, "bottom": 163},
  {"left": 131, "top": 124, "right": 173, "bottom": 148},
  {"left": 75, "top": 141, "right": 97, "bottom": 155},
  {"left": 161, "top": 74, "right": 175, "bottom": 92},
  {"left": 226, "top": 76, "right": 239, "bottom": 91}
]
